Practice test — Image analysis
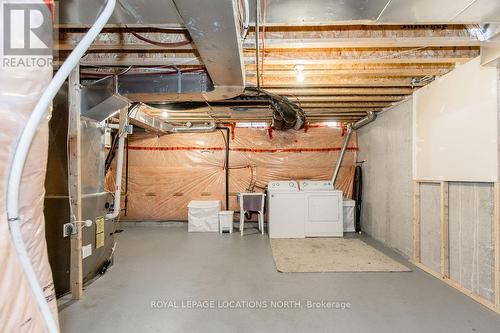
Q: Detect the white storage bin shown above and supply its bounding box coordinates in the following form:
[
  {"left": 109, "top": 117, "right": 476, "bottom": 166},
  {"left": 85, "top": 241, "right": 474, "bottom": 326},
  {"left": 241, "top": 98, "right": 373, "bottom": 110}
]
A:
[
  {"left": 219, "top": 211, "right": 234, "bottom": 233},
  {"left": 188, "top": 200, "right": 221, "bottom": 232},
  {"left": 343, "top": 199, "right": 356, "bottom": 233}
]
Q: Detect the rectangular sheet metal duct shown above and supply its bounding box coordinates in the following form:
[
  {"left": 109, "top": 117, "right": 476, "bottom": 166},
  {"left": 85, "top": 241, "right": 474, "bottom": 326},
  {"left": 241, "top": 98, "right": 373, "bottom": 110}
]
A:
[
  {"left": 172, "top": 0, "right": 246, "bottom": 99},
  {"left": 81, "top": 76, "right": 129, "bottom": 122},
  {"left": 118, "top": 72, "right": 214, "bottom": 102}
]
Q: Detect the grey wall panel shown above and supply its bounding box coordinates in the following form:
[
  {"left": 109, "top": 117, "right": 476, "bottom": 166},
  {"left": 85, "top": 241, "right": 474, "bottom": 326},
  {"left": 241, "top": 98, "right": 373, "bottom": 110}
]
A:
[
  {"left": 358, "top": 99, "right": 413, "bottom": 258},
  {"left": 449, "top": 182, "right": 495, "bottom": 302},
  {"left": 419, "top": 183, "right": 441, "bottom": 273}
]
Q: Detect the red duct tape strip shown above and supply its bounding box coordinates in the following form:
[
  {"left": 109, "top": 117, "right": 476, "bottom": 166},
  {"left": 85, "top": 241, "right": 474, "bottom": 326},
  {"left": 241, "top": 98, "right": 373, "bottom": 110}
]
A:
[{"left": 127, "top": 146, "right": 358, "bottom": 153}]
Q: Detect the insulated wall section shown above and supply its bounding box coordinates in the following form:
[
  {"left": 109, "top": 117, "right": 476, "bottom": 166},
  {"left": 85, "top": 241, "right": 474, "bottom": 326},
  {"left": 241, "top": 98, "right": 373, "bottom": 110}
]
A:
[
  {"left": 357, "top": 99, "right": 413, "bottom": 258},
  {"left": 449, "top": 182, "right": 495, "bottom": 303}
]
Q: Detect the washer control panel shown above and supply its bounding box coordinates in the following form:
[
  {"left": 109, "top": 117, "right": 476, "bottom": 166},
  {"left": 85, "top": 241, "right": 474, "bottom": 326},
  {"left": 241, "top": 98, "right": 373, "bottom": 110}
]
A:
[{"left": 268, "top": 181, "right": 299, "bottom": 192}]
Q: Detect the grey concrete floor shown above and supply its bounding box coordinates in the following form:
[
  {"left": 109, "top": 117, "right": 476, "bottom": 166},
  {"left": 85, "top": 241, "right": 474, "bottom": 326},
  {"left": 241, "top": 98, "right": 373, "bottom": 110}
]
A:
[{"left": 58, "top": 225, "right": 500, "bottom": 333}]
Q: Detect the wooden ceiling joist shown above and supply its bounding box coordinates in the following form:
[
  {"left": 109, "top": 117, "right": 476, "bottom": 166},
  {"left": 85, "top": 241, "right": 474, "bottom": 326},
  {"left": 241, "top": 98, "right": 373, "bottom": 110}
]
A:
[
  {"left": 246, "top": 67, "right": 452, "bottom": 77},
  {"left": 243, "top": 37, "right": 481, "bottom": 49},
  {"left": 287, "top": 95, "right": 405, "bottom": 102},
  {"left": 56, "top": 23, "right": 481, "bottom": 123},
  {"left": 264, "top": 87, "right": 416, "bottom": 96},
  {"left": 248, "top": 76, "right": 428, "bottom": 87}
]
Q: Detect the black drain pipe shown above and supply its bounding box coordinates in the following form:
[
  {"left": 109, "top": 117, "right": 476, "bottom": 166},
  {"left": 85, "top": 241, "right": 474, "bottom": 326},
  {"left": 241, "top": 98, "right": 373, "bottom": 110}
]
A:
[
  {"left": 124, "top": 135, "right": 129, "bottom": 216},
  {"left": 218, "top": 126, "right": 230, "bottom": 210}
]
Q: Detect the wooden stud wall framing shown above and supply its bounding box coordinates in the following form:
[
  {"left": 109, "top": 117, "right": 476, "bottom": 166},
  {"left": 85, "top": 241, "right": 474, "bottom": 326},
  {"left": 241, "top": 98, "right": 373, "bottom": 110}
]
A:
[
  {"left": 68, "top": 65, "right": 83, "bottom": 300},
  {"left": 412, "top": 181, "right": 421, "bottom": 263},
  {"left": 440, "top": 181, "right": 449, "bottom": 278},
  {"left": 412, "top": 180, "right": 500, "bottom": 314}
]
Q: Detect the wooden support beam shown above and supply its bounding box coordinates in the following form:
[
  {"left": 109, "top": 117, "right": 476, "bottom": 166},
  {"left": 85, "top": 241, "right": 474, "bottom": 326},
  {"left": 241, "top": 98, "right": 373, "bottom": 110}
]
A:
[
  {"left": 297, "top": 102, "right": 392, "bottom": 108},
  {"left": 246, "top": 63, "right": 455, "bottom": 70},
  {"left": 243, "top": 37, "right": 481, "bottom": 49},
  {"left": 290, "top": 95, "right": 405, "bottom": 102},
  {"left": 265, "top": 87, "right": 416, "bottom": 96},
  {"left": 244, "top": 47, "right": 479, "bottom": 61},
  {"left": 55, "top": 42, "right": 195, "bottom": 52},
  {"left": 440, "top": 181, "right": 449, "bottom": 278},
  {"left": 412, "top": 261, "right": 499, "bottom": 314},
  {"left": 247, "top": 57, "right": 475, "bottom": 65},
  {"left": 246, "top": 67, "right": 452, "bottom": 77},
  {"left": 250, "top": 76, "right": 426, "bottom": 87},
  {"left": 245, "top": 24, "right": 474, "bottom": 36},
  {"left": 57, "top": 50, "right": 477, "bottom": 68},
  {"left": 68, "top": 65, "right": 83, "bottom": 300},
  {"left": 413, "top": 181, "right": 421, "bottom": 263}
]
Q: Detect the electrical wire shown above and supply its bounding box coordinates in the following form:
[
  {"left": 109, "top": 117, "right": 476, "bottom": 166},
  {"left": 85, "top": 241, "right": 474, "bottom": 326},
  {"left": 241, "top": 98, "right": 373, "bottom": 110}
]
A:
[
  {"left": 260, "top": 0, "right": 267, "bottom": 87},
  {"left": 255, "top": 0, "right": 260, "bottom": 91},
  {"left": 131, "top": 31, "right": 192, "bottom": 48}
]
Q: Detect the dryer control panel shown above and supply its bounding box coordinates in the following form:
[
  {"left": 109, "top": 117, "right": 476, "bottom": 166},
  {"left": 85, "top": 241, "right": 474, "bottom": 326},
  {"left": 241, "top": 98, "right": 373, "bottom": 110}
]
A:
[{"left": 299, "top": 180, "right": 334, "bottom": 191}]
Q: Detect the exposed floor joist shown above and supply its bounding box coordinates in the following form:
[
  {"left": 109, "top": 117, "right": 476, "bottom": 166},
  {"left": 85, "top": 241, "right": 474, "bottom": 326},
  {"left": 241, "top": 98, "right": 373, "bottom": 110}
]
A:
[{"left": 57, "top": 24, "right": 480, "bottom": 123}]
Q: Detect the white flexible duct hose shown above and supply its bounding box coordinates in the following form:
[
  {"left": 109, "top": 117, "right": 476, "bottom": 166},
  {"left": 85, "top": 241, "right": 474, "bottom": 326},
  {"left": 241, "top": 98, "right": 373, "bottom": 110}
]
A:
[{"left": 5, "top": 1, "right": 116, "bottom": 332}]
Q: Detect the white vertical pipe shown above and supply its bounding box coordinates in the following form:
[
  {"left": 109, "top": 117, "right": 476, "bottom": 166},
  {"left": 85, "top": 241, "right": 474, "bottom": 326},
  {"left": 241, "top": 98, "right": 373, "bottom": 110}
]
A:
[
  {"left": 105, "top": 132, "right": 125, "bottom": 220},
  {"left": 332, "top": 125, "right": 353, "bottom": 186}
]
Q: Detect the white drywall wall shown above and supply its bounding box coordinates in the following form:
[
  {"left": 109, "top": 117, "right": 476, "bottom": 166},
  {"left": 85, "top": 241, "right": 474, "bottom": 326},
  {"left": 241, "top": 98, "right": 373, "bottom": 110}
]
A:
[{"left": 413, "top": 57, "right": 498, "bottom": 182}]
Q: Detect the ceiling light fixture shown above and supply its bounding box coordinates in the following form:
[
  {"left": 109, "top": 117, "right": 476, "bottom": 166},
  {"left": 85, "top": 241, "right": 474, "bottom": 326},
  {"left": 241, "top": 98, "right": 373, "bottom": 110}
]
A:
[{"left": 294, "top": 64, "right": 305, "bottom": 83}]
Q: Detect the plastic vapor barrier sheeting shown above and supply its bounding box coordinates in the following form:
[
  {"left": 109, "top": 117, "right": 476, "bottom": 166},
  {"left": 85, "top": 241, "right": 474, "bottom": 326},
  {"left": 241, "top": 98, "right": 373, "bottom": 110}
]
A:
[
  {"left": 110, "top": 126, "right": 357, "bottom": 221},
  {"left": 0, "top": 54, "right": 59, "bottom": 331}
]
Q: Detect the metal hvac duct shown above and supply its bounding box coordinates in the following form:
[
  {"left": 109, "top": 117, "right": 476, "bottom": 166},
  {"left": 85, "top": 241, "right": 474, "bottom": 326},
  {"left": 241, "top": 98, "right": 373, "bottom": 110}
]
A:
[
  {"left": 65, "top": 0, "right": 246, "bottom": 103},
  {"left": 168, "top": 122, "right": 217, "bottom": 133},
  {"left": 172, "top": 0, "right": 245, "bottom": 100},
  {"left": 116, "top": 0, "right": 245, "bottom": 102},
  {"left": 128, "top": 103, "right": 217, "bottom": 133}
]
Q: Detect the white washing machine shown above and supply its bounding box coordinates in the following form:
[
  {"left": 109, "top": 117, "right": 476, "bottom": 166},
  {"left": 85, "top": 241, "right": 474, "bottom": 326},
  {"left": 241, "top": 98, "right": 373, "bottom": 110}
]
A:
[
  {"left": 267, "top": 181, "right": 305, "bottom": 238},
  {"left": 299, "top": 180, "right": 343, "bottom": 237}
]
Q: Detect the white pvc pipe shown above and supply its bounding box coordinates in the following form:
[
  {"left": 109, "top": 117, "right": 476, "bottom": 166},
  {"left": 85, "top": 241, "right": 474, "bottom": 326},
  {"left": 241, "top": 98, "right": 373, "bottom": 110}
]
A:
[
  {"left": 105, "top": 133, "right": 125, "bottom": 220},
  {"left": 243, "top": 0, "right": 250, "bottom": 30},
  {"left": 5, "top": 1, "right": 116, "bottom": 332}
]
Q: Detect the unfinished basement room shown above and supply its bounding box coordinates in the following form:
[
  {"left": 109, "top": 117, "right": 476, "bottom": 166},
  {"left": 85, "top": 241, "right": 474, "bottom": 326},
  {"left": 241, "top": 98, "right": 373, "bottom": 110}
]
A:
[{"left": 2, "top": 0, "right": 500, "bottom": 332}]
